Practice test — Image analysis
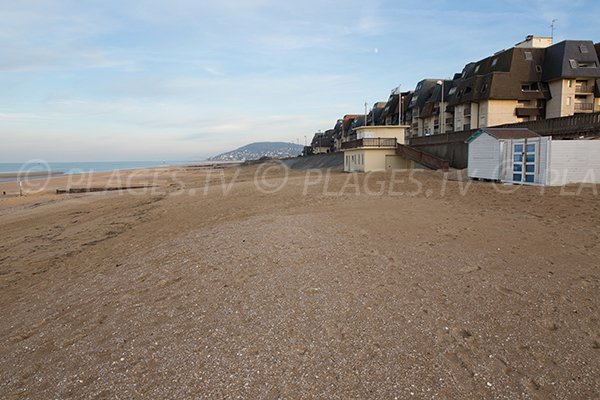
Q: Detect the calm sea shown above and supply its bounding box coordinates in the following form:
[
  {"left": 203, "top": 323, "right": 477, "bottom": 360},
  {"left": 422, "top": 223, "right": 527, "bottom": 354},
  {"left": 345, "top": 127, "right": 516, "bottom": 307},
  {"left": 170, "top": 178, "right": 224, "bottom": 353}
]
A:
[{"left": 0, "top": 161, "right": 196, "bottom": 182}]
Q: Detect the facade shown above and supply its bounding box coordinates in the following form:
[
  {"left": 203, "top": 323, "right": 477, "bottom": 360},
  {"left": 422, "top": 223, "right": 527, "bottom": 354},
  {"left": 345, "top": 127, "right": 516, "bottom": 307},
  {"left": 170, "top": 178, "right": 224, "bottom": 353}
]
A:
[
  {"left": 543, "top": 41, "right": 600, "bottom": 118},
  {"left": 405, "top": 36, "right": 600, "bottom": 139},
  {"left": 310, "top": 130, "right": 334, "bottom": 154},
  {"left": 343, "top": 126, "right": 414, "bottom": 172},
  {"left": 466, "top": 128, "right": 600, "bottom": 185}
]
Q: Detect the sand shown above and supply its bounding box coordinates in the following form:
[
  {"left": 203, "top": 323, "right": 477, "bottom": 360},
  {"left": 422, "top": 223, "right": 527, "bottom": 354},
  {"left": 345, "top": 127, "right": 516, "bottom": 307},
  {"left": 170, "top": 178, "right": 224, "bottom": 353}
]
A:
[{"left": 0, "top": 162, "right": 599, "bottom": 399}]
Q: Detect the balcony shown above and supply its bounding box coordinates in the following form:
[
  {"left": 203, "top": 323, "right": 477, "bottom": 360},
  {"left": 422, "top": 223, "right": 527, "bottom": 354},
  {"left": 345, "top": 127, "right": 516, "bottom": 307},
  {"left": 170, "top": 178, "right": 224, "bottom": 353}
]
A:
[
  {"left": 575, "top": 85, "right": 593, "bottom": 94},
  {"left": 463, "top": 108, "right": 471, "bottom": 116},
  {"left": 515, "top": 107, "right": 542, "bottom": 117},
  {"left": 341, "top": 137, "right": 397, "bottom": 150},
  {"left": 574, "top": 103, "right": 594, "bottom": 112}
]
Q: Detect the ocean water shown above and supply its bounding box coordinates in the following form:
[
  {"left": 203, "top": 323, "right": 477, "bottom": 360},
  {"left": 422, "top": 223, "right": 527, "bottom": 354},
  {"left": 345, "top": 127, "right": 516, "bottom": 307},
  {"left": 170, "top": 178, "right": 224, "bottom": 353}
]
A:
[
  {"left": 0, "top": 161, "right": 193, "bottom": 182},
  {"left": 0, "top": 161, "right": 192, "bottom": 174}
]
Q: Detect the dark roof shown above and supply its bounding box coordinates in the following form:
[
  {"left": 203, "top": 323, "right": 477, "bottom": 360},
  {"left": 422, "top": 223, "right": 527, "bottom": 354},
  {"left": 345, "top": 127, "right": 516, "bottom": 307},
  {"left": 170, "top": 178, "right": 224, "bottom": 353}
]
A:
[
  {"left": 411, "top": 80, "right": 441, "bottom": 108},
  {"left": 447, "top": 47, "right": 549, "bottom": 106},
  {"left": 542, "top": 40, "right": 600, "bottom": 81},
  {"left": 466, "top": 128, "right": 541, "bottom": 143}
]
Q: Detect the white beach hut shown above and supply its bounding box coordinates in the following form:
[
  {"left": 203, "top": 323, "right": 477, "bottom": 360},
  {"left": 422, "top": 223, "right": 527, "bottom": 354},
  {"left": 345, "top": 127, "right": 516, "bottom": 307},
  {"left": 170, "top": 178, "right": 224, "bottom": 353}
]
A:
[{"left": 466, "top": 128, "right": 600, "bottom": 186}]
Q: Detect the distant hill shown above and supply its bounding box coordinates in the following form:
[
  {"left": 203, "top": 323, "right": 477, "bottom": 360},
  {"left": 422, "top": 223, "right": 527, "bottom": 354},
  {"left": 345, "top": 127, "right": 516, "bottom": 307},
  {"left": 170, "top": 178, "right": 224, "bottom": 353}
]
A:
[{"left": 208, "top": 142, "right": 303, "bottom": 161}]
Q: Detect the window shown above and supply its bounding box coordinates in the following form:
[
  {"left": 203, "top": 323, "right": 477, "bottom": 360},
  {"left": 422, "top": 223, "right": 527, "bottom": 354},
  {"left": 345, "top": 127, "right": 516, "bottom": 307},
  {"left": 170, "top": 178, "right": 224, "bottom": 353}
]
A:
[
  {"left": 569, "top": 59, "right": 578, "bottom": 69},
  {"left": 526, "top": 144, "right": 536, "bottom": 153},
  {"left": 448, "top": 87, "right": 457, "bottom": 95},
  {"left": 491, "top": 58, "right": 498, "bottom": 67},
  {"left": 514, "top": 164, "right": 523, "bottom": 172},
  {"left": 526, "top": 154, "right": 535, "bottom": 163},
  {"left": 566, "top": 96, "right": 572, "bottom": 106},
  {"left": 524, "top": 51, "right": 533, "bottom": 61},
  {"left": 580, "top": 44, "right": 589, "bottom": 53},
  {"left": 513, "top": 173, "right": 522, "bottom": 182},
  {"left": 578, "top": 61, "right": 597, "bottom": 68},
  {"left": 474, "top": 65, "right": 480, "bottom": 73},
  {"left": 568, "top": 80, "right": 573, "bottom": 88},
  {"left": 525, "top": 175, "right": 535, "bottom": 183},
  {"left": 415, "top": 82, "right": 423, "bottom": 91},
  {"left": 535, "top": 65, "right": 542, "bottom": 73},
  {"left": 526, "top": 164, "right": 535, "bottom": 173},
  {"left": 514, "top": 144, "right": 524, "bottom": 153},
  {"left": 514, "top": 153, "right": 523, "bottom": 162}
]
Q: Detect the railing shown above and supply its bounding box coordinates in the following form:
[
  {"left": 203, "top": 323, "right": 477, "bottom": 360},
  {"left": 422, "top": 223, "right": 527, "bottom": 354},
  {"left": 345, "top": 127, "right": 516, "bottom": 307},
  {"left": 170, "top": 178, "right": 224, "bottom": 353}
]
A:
[
  {"left": 408, "top": 111, "right": 600, "bottom": 146},
  {"left": 574, "top": 103, "right": 594, "bottom": 111},
  {"left": 341, "top": 137, "right": 397, "bottom": 149},
  {"left": 464, "top": 108, "right": 471, "bottom": 116},
  {"left": 575, "top": 85, "right": 593, "bottom": 93}
]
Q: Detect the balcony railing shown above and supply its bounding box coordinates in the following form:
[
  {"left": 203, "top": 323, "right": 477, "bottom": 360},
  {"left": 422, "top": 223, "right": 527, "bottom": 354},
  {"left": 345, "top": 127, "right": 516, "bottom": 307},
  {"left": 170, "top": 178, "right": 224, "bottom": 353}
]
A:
[
  {"left": 341, "top": 137, "right": 397, "bottom": 150},
  {"left": 574, "top": 103, "right": 594, "bottom": 111},
  {"left": 575, "top": 85, "right": 593, "bottom": 94}
]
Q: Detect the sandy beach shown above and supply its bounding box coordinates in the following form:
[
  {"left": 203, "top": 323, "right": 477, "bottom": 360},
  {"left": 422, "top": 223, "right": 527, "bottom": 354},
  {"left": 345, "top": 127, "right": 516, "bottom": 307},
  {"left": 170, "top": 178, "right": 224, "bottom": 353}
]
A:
[{"left": 0, "top": 162, "right": 599, "bottom": 398}]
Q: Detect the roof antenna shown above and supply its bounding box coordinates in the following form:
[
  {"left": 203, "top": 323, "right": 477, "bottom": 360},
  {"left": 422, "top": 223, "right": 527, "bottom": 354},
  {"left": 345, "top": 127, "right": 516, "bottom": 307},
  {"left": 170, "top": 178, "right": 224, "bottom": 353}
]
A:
[{"left": 550, "top": 19, "right": 557, "bottom": 43}]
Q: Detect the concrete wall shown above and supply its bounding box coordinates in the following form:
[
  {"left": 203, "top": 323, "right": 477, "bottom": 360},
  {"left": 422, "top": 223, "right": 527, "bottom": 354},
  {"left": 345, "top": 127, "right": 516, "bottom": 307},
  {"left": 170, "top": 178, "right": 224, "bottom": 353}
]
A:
[
  {"left": 344, "top": 148, "right": 412, "bottom": 172},
  {"left": 385, "top": 154, "right": 414, "bottom": 170},
  {"left": 413, "top": 142, "right": 469, "bottom": 169}
]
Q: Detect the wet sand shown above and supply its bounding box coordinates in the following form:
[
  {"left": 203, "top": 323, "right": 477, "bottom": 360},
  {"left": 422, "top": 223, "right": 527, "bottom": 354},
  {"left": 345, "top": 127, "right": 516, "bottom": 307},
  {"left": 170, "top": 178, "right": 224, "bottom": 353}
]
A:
[{"left": 0, "top": 163, "right": 599, "bottom": 398}]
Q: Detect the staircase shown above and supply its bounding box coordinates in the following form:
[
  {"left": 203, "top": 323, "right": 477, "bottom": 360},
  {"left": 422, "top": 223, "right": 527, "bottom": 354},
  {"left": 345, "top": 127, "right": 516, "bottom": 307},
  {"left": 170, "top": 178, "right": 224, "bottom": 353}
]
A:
[{"left": 396, "top": 143, "right": 449, "bottom": 171}]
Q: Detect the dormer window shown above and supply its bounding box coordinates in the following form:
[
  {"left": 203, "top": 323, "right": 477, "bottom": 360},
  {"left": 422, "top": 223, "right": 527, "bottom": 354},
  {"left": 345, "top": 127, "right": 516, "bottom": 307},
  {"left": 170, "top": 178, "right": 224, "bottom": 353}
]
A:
[
  {"left": 579, "top": 44, "right": 589, "bottom": 53},
  {"left": 474, "top": 65, "right": 480, "bottom": 74},
  {"left": 491, "top": 58, "right": 498, "bottom": 67},
  {"left": 448, "top": 87, "right": 457, "bottom": 95},
  {"left": 524, "top": 51, "right": 533, "bottom": 61},
  {"left": 578, "top": 61, "right": 597, "bottom": 68},
  {"left": 569, "top": 59, "right": 578, "bottom": 69}
]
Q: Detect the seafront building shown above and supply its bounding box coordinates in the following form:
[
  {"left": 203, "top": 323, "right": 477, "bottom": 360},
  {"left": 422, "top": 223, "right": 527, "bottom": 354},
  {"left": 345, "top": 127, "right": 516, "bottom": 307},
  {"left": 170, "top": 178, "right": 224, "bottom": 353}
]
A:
[
  {"left": 307, "top": 35, "right": 600, "bottom": 176},
  {"left": 312, "top": 35, "right": 600, "bottom": 149}
]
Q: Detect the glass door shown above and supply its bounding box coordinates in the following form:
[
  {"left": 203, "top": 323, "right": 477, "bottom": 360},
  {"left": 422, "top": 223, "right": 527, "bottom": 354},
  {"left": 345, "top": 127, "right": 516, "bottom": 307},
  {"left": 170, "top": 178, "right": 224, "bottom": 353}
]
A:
[{"left": 512, "top": 143, "right": 536, "bottom": 183}]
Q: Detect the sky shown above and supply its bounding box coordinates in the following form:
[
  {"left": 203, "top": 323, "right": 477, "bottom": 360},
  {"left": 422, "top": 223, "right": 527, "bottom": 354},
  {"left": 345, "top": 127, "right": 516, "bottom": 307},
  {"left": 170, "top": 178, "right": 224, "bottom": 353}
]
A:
[{"left": 1, "top": 0, "right": 599, "bottom": 162}]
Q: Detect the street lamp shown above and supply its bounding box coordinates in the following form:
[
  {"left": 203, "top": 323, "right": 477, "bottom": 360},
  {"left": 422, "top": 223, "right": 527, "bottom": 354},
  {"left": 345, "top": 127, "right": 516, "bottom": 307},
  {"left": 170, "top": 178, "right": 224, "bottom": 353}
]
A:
[
  {"left": 436, "top": 80, "right": 445, "bottom": 135},
  {"left": 398, "top": 84, "right": 403, "bottom": 125}
]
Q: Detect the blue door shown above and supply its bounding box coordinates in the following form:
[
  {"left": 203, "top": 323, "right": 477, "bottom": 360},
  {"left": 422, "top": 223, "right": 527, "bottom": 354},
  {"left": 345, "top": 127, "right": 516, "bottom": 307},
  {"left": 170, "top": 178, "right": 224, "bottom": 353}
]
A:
[{"left": 513, "top": 143, "right": 536, "bottom": 184}]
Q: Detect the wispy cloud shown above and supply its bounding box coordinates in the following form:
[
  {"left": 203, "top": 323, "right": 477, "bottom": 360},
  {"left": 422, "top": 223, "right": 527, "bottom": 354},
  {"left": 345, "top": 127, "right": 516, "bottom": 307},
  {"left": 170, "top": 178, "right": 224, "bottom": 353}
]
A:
[{"left": 1, "top": 0, "right": 599, "bottom": 161}]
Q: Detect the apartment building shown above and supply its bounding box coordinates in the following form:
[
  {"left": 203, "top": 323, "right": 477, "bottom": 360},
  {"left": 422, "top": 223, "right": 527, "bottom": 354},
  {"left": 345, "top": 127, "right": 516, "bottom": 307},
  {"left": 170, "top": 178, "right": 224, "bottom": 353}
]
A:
[
  {"left": 405, "top": 36, "right": 600, "bottom": 138},
  {"left": 543, "top": 41, "right": 600, "bottom": 118}
]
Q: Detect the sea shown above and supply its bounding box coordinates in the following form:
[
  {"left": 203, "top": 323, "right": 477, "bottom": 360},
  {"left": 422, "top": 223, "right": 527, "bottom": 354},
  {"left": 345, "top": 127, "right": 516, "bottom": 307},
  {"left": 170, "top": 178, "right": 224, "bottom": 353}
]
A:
[{"left": 0, "top": 161, "right": 195, "bottom": 183}]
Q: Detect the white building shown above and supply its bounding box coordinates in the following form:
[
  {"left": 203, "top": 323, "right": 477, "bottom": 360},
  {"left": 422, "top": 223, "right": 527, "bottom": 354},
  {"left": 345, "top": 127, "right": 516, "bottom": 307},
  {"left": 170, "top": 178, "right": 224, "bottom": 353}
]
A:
[{"left": 466, "top": 128, "right": 600, "bottom": 186}]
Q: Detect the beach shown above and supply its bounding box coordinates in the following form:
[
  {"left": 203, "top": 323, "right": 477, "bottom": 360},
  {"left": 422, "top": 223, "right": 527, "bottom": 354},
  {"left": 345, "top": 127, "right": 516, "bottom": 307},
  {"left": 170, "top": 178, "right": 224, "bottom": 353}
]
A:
[{"left": 0, "top": 162, "right": 599, "bottom": 398}]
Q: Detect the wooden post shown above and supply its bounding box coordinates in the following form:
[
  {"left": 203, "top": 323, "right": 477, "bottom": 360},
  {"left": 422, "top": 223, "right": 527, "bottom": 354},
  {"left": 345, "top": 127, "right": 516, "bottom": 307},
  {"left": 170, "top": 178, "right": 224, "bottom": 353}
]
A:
[{"left": 19, "top": 180, "right": 23, "bottom": 196}]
